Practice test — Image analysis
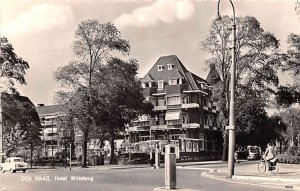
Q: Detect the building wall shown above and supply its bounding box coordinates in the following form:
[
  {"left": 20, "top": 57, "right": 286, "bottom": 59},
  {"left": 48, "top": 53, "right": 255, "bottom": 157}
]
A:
[{"left": 127, "top": 55, "right": 222, "bottom": 161}]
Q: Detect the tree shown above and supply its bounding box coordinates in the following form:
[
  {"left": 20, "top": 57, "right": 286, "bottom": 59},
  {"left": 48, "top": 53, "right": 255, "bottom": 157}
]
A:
[
  {"left": 202, "top": 16, "right": 281, "bottom": 160},
  {"left": 283, "top": 33, "right": 300, "bottom": 76},
  {"left": 92, "top": 58, "right": 153, "bottom": 164},
  {"left": 276, "top": 33, "right": 300, "bottom": 107},
  {"left": 54, "top": 20, "right": 130, "bottom": 167},
  {"left": 296, "top": 0, "right": 300, "bottom": 17},
  {"left": 276, "top": 109, "right": 300, "bottom": 154},
  {"left": 19, "top": 107, "right": 42, "bottom": 168},
  {"left": 1, "top": 93, "right": 42, "bottom": 163},
  {"left": 0, "top": 37, "right": 29, "bottom": 94}
]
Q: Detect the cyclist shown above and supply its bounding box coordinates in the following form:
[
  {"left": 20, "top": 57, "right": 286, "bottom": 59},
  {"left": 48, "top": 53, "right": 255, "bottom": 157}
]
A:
[{"left": 264, "top": 141, "right": 276, "bottom": 170}]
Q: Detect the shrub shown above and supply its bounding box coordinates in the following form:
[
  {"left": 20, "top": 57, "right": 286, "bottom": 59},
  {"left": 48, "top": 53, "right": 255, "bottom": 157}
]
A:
[{"left": 276, "top": 154, "right": 300, "bottom": 164}]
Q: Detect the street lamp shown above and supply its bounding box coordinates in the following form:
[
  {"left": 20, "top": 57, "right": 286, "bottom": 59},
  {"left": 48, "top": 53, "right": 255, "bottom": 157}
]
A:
[
  {"left": 51, "top": 118, "right": 54, "bottom": 169},
  {"left": 216, "top": 0, "right": 237, "bottom": 178}
]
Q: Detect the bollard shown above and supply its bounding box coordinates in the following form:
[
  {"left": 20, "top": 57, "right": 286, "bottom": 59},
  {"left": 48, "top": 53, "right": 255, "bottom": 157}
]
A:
[
  {"left": 155, "top": 149, "right": 160, "bottom": 169},
  {"left": 165, "top": 145, "right": 176, "bottom": 190}
]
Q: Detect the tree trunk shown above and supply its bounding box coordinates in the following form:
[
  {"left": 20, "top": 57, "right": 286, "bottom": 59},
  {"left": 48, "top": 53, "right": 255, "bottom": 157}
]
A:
[
  {"left": 222, "top": 131, "right": 228, "bottom": 161},
  {"left": 109, "top": 137, "right": 115, "bottom": 164},
  {"left": 82, "top": 132, "right": 88, "bottom": 168},
  {"left": 30, "top": 144, "right": 33, "bottom": 169}
]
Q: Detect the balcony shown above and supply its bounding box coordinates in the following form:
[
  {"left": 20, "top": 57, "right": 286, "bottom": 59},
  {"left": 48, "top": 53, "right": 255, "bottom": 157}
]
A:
[
  {"left": 182, "top": 103, "right": 199, "bottom": 109},
  {"left": 153, "top": 105, "right": 167, "bottom": 111},
  {"left": 182, "top": 123, "right": 200, "bottom": 129},
  {"left": 167, "top": 104, "right": 182, "bottom": 110},
  {"left": 128, "top": 126, "right": 150, "bottom": 132},
  {"left": 44, "top": 135, "right": 58, "bottom": 141},
  {"left": 150, "top": 125, "right": 167, "bottom": 131}
]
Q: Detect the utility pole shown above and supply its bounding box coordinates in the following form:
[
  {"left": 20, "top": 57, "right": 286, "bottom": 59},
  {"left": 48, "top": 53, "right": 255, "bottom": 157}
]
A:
[{"left": 216, "top": 0, "right": 237, "bottom": 178}]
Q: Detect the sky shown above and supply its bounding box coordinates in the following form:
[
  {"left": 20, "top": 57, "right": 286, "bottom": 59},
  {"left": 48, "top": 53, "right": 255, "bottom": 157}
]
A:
[{"left": 0, "top": 0, "right": 299, "bottom": 106}]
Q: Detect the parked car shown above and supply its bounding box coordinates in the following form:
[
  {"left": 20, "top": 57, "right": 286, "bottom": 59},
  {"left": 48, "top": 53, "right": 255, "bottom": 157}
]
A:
[
  {"left": 1, "top": 157, "right": 28, "bottom": 173},
  {"left": 247, "top": 146, "right": 261, "bottom": 160}
]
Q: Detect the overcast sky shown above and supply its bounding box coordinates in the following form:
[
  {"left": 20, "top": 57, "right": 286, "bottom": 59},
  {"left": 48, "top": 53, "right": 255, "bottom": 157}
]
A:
[{"left": 1, "top": 0, "right": 299, "bottom": 106}]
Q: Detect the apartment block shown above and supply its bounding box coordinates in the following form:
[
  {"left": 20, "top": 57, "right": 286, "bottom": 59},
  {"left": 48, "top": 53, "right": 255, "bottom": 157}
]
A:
[{"left": 127, "top": 55, "right": 222, "bottom": 161}]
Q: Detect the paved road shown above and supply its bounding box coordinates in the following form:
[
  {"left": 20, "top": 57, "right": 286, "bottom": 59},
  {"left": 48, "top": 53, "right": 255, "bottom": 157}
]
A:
[{"left": 0, "top": 166, "right": 284, "bottom": 191}]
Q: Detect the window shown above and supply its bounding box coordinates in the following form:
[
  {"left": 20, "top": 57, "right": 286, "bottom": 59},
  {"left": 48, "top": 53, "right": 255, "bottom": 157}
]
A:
[
  {"left": 169, "top": 79, "right": 182, "bottom": 85},
  {"left": 167, "top": 64, "right": 174, "bottom": 70},
  {"left": 158, "top": 65, "right": 163, "bottom": 71},
  {"left": 205, "top": 116, "right": 209, "bottom": 125},
  {"left": 199, "top": 140, "right": 204, "bottom": 151},
  {"left": 203, "top": 99, "right": 208, "bottom": 107},
  {"left": 193, "top": 142, "right": 199, "bottom": 152},
  {"left": 169, "top": 79, "right": 177, "bottom": 85},
  {"left": 167, "top": 96, "right": 181, "bottom": 105},
  {"left": 141, "top": 83, "right": 146, "bottom": 88},
  {"left": 182, "top": 96, "right": 189, "bottom": 104},
  {"left": 186, "top": 141, "right": 192, "bottom": 152},
  {"left": 139, "top": 136, "right": 151, "bottom": 141},
  {"left": 169, "top": 134, "right": 186, "bottom": 140},
  {"left": 182, "top": 113, "right": 189, "bottom": 124},
  {"left": 181, "top": 140, "right": 186, "bottom": 152},
  {"left": 166, "top": 119, "right": 181, "bottom": 125},
  {"left": 157, "top": 80, "right": 164, "bottom": 90}
]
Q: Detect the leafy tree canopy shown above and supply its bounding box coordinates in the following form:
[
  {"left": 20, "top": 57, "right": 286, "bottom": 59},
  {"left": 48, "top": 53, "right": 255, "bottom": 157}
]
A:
[
  {"left": 0, "top": 37, "right": 29, "bottom": 94},
  {"left": 202, "top": 15, "right": 281, "bottom": 128},
  {"left": 1, "top": 93, "right": 42, "bottom": 156},
  {"left": 283, "top": 33, "right": 300, "bottom": 76}
]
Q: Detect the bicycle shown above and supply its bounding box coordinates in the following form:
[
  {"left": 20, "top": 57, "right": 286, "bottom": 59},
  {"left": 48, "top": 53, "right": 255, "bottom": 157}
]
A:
[{"left": 257, "top": 157, "right": 279, "bottom": 174}]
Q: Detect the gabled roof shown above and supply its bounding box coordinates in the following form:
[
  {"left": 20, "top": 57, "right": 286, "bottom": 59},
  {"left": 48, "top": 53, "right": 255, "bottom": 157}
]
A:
[
  {"left": 143, "top": 55, "right": 210, "bottom": 93},
  {"left": 36, "top": 105, "right": 64, "bottom": 115},
  {"left": 1, "top": 92, "right": 34, "bottom": 108},
  {"left": 141, "top": 73, "right": 154, "bottom": 82},
  {"left": 143, "top": 55, "right": 189, "bottom": 82},
  {"left": 169, "top": 69, "right": 184, "bottom": 79}
]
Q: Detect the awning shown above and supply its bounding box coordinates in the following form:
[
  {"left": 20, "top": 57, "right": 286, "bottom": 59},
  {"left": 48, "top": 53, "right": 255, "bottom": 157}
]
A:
[{"left": 165, "top": 112, "right": 181, "bottom": 120}]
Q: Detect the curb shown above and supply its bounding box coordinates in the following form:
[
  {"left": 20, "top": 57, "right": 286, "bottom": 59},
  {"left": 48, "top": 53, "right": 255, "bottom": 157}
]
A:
[
  {"left": 153, "top": 187, "right": 199, "bottom": 191},
  {"left": 202, "top": 171, "right": 300, "bottom": 191},
  {"left": 232, "top": 175, "right": 300, "bottom": 183}
]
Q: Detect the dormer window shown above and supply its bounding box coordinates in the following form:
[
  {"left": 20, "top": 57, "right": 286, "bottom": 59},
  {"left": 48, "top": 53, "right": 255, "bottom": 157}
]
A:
[
  {"left": 158, "top": 65, "right": 163, "bottom": 71},
  {"left": 167, "top": 64, "right": 174, "bottom": 70}
]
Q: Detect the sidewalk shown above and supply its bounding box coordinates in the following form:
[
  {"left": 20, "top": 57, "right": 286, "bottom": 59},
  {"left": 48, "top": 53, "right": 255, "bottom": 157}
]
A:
[{"left": 201, "top": 162, "right": 300, "bottom": 190}]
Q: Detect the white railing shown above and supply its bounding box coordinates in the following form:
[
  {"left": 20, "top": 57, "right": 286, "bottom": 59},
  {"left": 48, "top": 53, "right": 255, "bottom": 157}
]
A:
[
  {"left": 182, "top": 103, "right": 199, "bottom": 109},
  {"left": 150, "top": 125, "right": 167, "bottom": 130},
  {"left": 182, "top": 123, "right": 200, "bottom": 129},
  {"left": 153, "top": 105, "right": 167, "bottom": 111}
]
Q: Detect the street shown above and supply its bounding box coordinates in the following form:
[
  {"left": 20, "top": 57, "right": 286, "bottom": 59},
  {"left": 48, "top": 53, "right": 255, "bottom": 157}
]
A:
[{"left": 0, "top": 165, "right": 284, "bottom": 191}]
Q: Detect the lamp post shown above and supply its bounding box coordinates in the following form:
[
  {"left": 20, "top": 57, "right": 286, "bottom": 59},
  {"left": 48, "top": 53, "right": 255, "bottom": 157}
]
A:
[
  {"left": 51, "top": 118, "right": 54, "bottom": 169},
  {"left": 216, "top": 0, "right": 236, "bottom": 178}
]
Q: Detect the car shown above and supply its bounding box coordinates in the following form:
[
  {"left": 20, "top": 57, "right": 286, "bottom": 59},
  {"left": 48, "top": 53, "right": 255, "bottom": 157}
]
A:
[
  {"left": 247, "top": 146, "right": 261, "bottom": 160},
  {"left": 1, "top": 157, "right": 28, "bottom": 173}
]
